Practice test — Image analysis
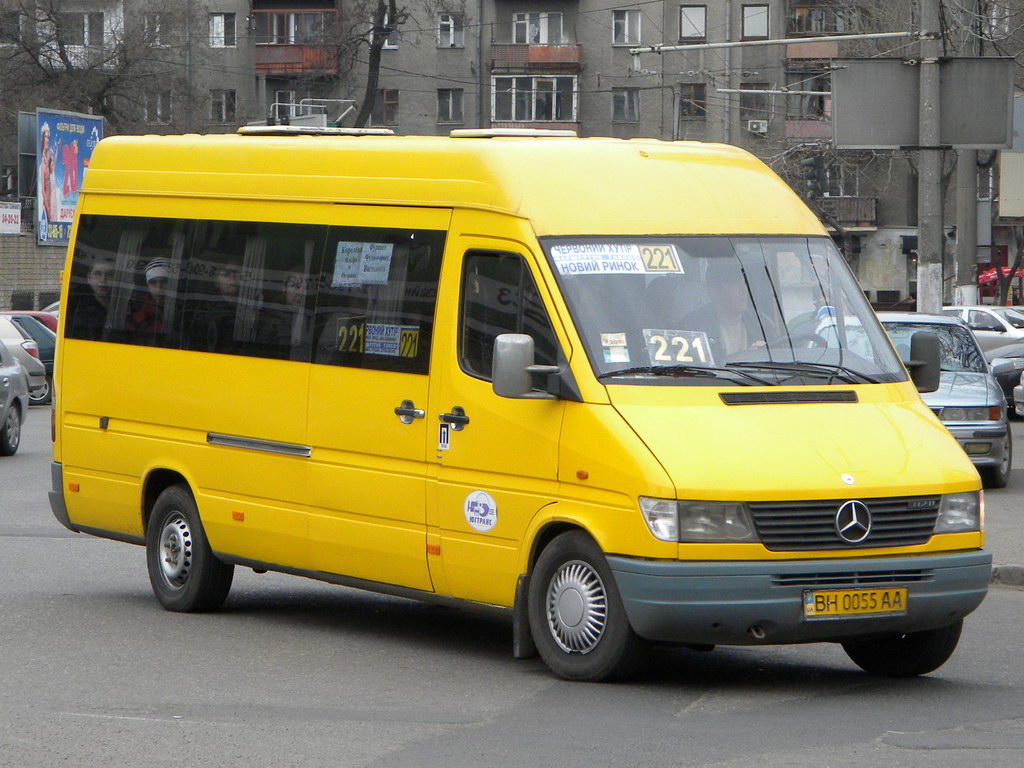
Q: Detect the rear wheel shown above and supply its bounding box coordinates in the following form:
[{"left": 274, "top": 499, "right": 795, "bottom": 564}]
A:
[
  {"left": 29, "top": 374, "right": 52, "bottom": 406},
  {"left": 528, "top": 531, "right": 642, "bottom": 682},
  {"left": 0, "top": 405, "right": 21, "bottom": 456},
  {"left": 146, "top": 485, "right": 233, "bottom": 612},
  {"left": 841, "top": 619, "right": 963, "bottom": 677}
]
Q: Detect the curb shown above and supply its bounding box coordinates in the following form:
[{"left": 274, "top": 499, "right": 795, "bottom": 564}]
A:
[{"left": 992, "top": 565, "right": 1024, "bottom": 587}]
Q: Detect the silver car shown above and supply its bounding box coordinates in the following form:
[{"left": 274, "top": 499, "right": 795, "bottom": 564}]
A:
[
  {"left": 0, "top": 315, "right": 46, "bottom": 398},
  {"left": 942, "top": 305, "right": 1024, "bottom": 353},
  {"left": 880, "top": 312, "right": 1011, "bottom": 488},
  {"left": 0, "top": 337, "right": 30, "bottom": 456}
]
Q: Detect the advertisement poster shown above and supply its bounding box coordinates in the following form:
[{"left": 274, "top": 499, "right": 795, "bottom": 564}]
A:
[{"left": 36, "top": 109, "right": 103, "bottom": 246}]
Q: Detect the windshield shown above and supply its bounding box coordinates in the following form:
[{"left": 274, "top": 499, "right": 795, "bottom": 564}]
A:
[
  {"left": 881, "top": 322, "right": 985, "bottom": 373},
  {"left": 542, "top": 236, "right": 905, "bottom": 386},
  {"left": 992, "top": 307, "right": 1024, "bottom": 329}
]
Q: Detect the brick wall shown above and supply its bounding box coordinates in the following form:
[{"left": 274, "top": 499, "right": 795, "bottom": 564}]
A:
[{"left": 0, "top": 234, "right": 64, "bottom": 311}]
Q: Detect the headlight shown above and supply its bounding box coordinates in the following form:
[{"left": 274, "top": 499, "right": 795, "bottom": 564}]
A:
[
  {"left": 934, "top": 491, "right": 983, "bottom": 533},
  {"left": 939, "top": 406, "right": 999, "bottom": 422},
  {"left": 639, "top": 498, "right": 758, "bottom": 543}
]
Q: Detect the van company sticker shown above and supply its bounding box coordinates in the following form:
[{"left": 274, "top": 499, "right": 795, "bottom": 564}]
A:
[
  {"left": 464, "top": 491, "right": 497, "bottom": 532},
  {"left": 601, "top": 332, "right": 627, "bottom": 347},
  {"left": 603, "top": 346, "right": 630, "bottom": 364},
  {"left": 331, "top": 242, "right": 394, "bottom": 286},
  {"left": 365, "top": 324, "right": 420, "bottom": 357},
  {"left": 550, "top": 244, "right": 682, "bottom": 276}
]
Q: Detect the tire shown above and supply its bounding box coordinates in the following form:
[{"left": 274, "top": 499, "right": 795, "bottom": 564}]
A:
[
  {"left": 146, "top": 485, "right": 234, "bottom": 612},
  {"left": 528, "top": 531, "right": 642, "bottom": 682},
  {"left": 29, "top": 374, "right": 52, "bottom": 406},
  {"left": 0, "top": 405, "right": 21, "bottom": 456},
  {"left": 981, "top": 425, "right": 1012, "bottom": 489},
  {"left": 841, "top": 619, "right": 963, "bottom": 677}
]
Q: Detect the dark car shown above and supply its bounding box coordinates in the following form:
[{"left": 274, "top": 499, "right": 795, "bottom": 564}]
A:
[
  {"left": 985, "top": 341, "right": 1024, "bottom": 415},
  {"left": 5, "top": 314, "right": 56, "bottom": 405},
  {"left": 0, "top": 310, "right": 58, "bottom": 333}
]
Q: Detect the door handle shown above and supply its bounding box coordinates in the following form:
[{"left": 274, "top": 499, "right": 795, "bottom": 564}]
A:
[
  {"left": 394, "top": 399, "right": 425, "bottom": 425},
  {"left": 439, "top": 406, "right": 470, "bottom": 431}
]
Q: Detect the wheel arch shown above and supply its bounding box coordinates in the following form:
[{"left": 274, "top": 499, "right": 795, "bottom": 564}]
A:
[{"left": 141, "top": 468, "right": 193, "bottom": 533}]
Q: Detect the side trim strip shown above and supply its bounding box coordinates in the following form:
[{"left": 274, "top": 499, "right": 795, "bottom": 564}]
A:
[{"left": 206, "top": 432, "right": 312, "bottom": 458}]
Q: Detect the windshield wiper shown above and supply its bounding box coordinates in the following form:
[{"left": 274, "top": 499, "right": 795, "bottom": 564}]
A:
[
  {"left": 597, "top": 364, "right": 771, "bottom": 386},
  {"left": 724, "top": 360, "right": 881, "bottom": 384}
]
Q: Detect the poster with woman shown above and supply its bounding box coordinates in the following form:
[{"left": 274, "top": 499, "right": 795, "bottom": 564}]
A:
[{"left": 36, "top": 109, "right": 103, "bottom": 246}]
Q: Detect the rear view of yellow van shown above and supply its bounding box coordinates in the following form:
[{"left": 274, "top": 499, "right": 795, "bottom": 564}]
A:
[{"left": 49, "top": 128, "right": 990, "bottom": 681}]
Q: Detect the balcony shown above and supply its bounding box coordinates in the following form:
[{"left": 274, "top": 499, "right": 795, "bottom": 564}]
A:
[
  {"left": 818, "top": 197, "right": 878, "bottom": 227},
  {"left": 491, "top": 44, "right": 582, "bottom": 73},
  {"left": 786, "top": 40, "right": 839, "bottom": 59},
  {"left": 255, "top": 45, "right": 337, "bottom": 75},
  {"left": 786, "top": 119, "right": 832, "bottom": 140}
]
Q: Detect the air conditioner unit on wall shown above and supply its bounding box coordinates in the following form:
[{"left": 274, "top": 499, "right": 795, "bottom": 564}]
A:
[{"left": 747, "top": 119, "right": 769, "bottom": 134}]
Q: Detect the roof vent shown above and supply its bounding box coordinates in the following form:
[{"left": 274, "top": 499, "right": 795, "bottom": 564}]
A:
[
  {"left": 450, "top": 128, "right": 577, "bottom": 139},
  {"left": 238, "top": 126, "right": 395, "bottom": 137}
]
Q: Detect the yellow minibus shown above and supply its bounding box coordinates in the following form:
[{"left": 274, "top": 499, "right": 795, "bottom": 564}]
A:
[{"left": 49, "top": 128, "right": 990, "bottom": 681}]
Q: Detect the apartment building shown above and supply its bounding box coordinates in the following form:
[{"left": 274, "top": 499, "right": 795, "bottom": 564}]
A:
[{"left": 0, "top": 0, "right": 1015, "bottom": 309}]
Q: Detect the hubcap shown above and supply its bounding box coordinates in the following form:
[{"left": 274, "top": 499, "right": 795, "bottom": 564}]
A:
[
  {"left": 4, "top": 410, "right": 19, "bottom": 449},
  {"left": 158, "top": 514, "right": 193, "bottom": 590},
  {"left": 546, "top": 560, "right": 607, "bottom": 654}
]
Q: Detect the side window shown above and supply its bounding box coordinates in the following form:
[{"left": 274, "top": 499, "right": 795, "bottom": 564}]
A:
[
  {"left": 459, "top": 251, "right": 559, "bottom": 381},
  {"left": 66, "top": 214, "right": 188, "bottom": 344},
  {"left": 312, "top": 226, "right": 445, "bottom": 374},
  {"left": 180, "top": 220, "right": 325, "bottom": 360}
]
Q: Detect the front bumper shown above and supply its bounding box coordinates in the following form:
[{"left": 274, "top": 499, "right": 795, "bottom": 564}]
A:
[
  {"left": 944, "top": 422, "right": 1009, "bottom": 468},
  {"left": 608, "top": 550, "right": 991, "bottom": 646}
]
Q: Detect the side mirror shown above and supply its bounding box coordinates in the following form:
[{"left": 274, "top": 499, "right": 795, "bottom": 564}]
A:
[
  {"left": 906, "top": 330, "right": 941, "bottom": 393},
  {"left": 492, "top": 333, "right": 560, "bottom": 399}
]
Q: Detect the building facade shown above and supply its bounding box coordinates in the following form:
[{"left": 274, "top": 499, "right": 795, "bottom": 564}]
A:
[{"left": 0, "top": 0, "right": 1018, "bottom": 309}]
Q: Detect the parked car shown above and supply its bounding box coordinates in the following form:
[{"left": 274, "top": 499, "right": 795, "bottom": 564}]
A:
[
  {"left": 42, "top": 300, "right": 60, "bottom": 316},
  {"left": 0, "top": 309, "right": 58, "bottom": 333},
  {"left": 0, "top": 338, "right": 30, "bottom": 455},
  {"left": 1014, "top": 371, "right": 1024, "bottom": 419},
  {"left": 4, "top": 314, "right": 56, "bottom": 404},
  {"left": 0, "top": 316, "right": 46, "bottom": 400},
  {"left": 879, "top": 311, "right": 1012, "bottom": 488},
  {"left": 984, "top": 341, "right": 1024, "bottom": 414},
  {"left": 942, "top": 305, "right": 1024, "bottom": 353}
]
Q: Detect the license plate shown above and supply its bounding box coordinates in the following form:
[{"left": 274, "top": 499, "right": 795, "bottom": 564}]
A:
[{"left": 802, "top": 587, "right": 908, "bottom": 619}]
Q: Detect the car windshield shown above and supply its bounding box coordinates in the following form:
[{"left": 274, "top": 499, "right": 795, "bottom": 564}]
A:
[
  {"left": 992, "top": 307, "right": 1024, "bottom": 329},
  {"left": 541, "top": 236, "right": 906, "bottom": 386},
  {"left": 881, "top": 322, "right": 985, "bottom": 373}
]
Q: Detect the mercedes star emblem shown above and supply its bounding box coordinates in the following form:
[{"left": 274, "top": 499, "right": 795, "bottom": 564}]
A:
[{"left": 835, "top": 500, "right": 872, "bottom": 544}]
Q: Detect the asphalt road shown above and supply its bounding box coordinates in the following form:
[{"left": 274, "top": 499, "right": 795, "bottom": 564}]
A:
[{"left": 2, "top": 408, "right": 1023, "bottom": 767}]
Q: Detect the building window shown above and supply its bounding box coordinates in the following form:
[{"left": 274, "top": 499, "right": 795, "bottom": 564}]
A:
[
  {"left": 372, "top": 89, "right": 399, "bottom": 125},
  {"left": 612, "top": 88, "right": 640, "bottom": 122},
  {"left": 438, "top": 89, "right": 464, "bottom": 123},
  {"left": 256, "top": 12, "right": 327, "bottom": 44},
  {"left": 513, "top": 12, "right": 565, "bottom": 44},
  {"left": 58, "top": 12, "right": 104, "bottom": 47},
  {"left": 493, "top": 76, "right": 576, "bottom": 122},
  {"left": 210, "top": 89, "right": 236, "bottom": 123},
  {"left": 380, "top": 10, "right": 400, "bottom": 48},
  {"left": 742, "top": 5, "right": 769, "bottom": 40},
  {"left": 679, "top": 83, "right": 707, "bottom": 119},
  {"left": 788, "top": 3, "right": 862, "bottom": 36},
  {"left": 438, "top": 13, "right": 464, "bottom": 47},
  {"left": 209, "top": 13, "right": 236, "bottom": 47},
  {"left": 785, "top": 72, "right": 830, "bottom": 119},
  {"left": 824, "top": 164, "right": 858, "bottom": 198},
  {"left": 739, "top": 83, "right": 769, "bottom": 120},
  {"left": 612, "top": 10, "right": 641, "bottom": 45},
  {"left": 679, "top": 5, "right": 707, "bottom": 40},
  {"left": 145, "top": 91, "right": 171, "bottom": 124},
  {"left": 144, "top": 13, "right": 166, "bottom": 46}
]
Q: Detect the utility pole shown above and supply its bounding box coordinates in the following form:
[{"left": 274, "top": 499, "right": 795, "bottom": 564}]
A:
[
  {"left": 917, "top": 0, "right": 944, "bottom": 313},
  {"left": 955, "top": 0, "right": 981, "bottom": 306}
]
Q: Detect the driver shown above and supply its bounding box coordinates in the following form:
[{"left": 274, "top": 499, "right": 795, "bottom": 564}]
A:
[{"left": 681, "top": 258, "right": 767, "bottom": 360}]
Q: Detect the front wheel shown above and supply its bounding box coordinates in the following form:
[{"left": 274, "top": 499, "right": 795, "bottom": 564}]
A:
[
  {"left": 146, "top": 485, "right": 234, "bottom": 612},
  {"left": 528, "top": 531, "right": 642, "bottom": 682},
  {"left": 841, "top": 619, "right": 963, "bottom": 677},
  {"left": 29, "top": 374, "right": 52, "bottom": 405}
]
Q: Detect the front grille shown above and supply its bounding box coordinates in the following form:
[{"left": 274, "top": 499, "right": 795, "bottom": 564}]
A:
[
  {"left": 771, "top": 569, "right": 935, "bottom": 588},
  {"left": 748, "top": 495, "right": 940, "bottom": 551}
]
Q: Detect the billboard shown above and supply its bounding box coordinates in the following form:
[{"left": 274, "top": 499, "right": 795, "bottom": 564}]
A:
[
  {"left": 832, "top": 58, "right": 1014, "bottom": 150},
  {"left": 36, "top": 108, "right": 103, "bottom": 246}
]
